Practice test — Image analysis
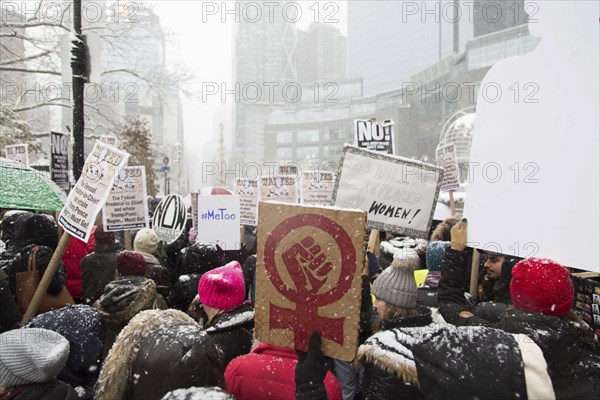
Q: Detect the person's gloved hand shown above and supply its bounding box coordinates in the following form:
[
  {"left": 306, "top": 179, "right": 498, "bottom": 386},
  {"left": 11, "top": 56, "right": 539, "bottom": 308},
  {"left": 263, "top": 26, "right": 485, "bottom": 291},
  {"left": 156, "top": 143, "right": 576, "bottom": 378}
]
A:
[
  {"left": 450, "top": 218, "right": 467, "bottom": 251},
  {"left": 366, "top": 252, "right": 382, "bottom": 281},
  {"left": 295, "top": 332, "right": 328, "bottom": 400}
]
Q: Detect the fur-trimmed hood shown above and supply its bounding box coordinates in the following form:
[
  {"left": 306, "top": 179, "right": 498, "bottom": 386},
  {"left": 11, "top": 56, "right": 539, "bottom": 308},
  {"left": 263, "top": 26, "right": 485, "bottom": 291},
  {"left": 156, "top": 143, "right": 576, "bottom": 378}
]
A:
[
  {"left": 93, "top": 276, "right": 158, "bottom": 325},
  {"left": 95, "top": 309, "right": 199, "bottom": 400}
]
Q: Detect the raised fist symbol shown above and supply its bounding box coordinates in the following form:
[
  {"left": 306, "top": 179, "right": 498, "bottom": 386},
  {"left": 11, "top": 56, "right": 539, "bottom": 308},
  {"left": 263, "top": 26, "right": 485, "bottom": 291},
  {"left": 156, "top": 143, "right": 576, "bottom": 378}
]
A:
[{"left": 283, "top": 237, "right": 333, "bottom": 293}]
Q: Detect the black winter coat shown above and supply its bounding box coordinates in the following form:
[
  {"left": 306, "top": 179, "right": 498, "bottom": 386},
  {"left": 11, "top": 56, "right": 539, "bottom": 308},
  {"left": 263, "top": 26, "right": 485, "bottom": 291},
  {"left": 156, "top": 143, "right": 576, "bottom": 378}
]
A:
[
  {"left": 5, "top": 380, "right": 78, "bottom": 400},
  {"left": 166, "top": 273, "right": 201, "bottom": 311},
  {"left": 80, "top": 241, "right": 118, "bottom": 305},
  {"left": 204, "top": 303, "right": 254, "bottom": 368},
  {"left": 0, "top": 269, "right": 21, "bottom": 332}
]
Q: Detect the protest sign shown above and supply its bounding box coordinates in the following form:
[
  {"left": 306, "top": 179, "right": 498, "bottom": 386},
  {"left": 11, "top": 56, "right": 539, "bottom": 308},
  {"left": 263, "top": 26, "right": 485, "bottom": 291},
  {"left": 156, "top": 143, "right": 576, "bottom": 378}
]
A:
[
  {"left": 196, "top": 195, "right": 241, "bottom": 250},
  {"left": 255, "top": 201, "right": 367, "bottom": 361},
  {"left": 301, "top": 171, "right": 335, "bottom": 206},
  {"left": 190, "top": 192, "right": 198, "bottom": 228},
  {"left": 59, "top": 142, "right": 129, "bottom": 241},
  {"left": 259, "top": 176, "right": 299, "bottom": 203},
  {"left": 50, "top": 132, "right": 70, "bottom": 191},
  {"left": 333, "top": 145, "right": 442, "bottom": 238},
  {"left": 151, "top": 194, "right": 187, "bottom": 244},
  {"left": 4, "top": 144, "right": 29, "bottom": 166},
  {"left": 99, "top": 135, "right": 118, "bottom": 147},
  {"left": 278, "top": 164, "right": 300, "bottom": 180},
  {"left": 354, "top": 119, "right": 395, "bottom": 154},
  {"left": 235, "top": 178, "right": 259, "bottom": 226},
  {"left": 102, "top": 166, "right": 149, "bottom": 231},
  {"left": 436, "top": 144, "right": 461, "bottom": 192}
]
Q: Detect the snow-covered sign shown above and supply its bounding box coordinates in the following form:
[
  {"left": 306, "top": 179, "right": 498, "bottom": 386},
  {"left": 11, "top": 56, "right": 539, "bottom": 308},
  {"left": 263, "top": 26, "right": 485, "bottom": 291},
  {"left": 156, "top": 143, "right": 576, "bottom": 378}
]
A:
[
  {"left": 151, "top": 194, "right": 187, "bottom": 244},
  {"left": 99, "top": 135, "right": 118, "bottom": 147},
  {"left": 259, "top": 176, "right": 299, "bottom": 204},
  {"left": 464, "top": 2, "right": 599, "bottom": 272},
  {"left": 196, "top": 195, "right": 241, "bottom": 250},
  {"left": 301, "top": 171, "right": 335, "bottom": 206},
  {"left": 59, "top": 141, "right": 129, "bottom": 241},
  {"left": 354, "top": 119, "right": 395, "bottom": 155},
  {"left": 102, "top": 166, "right": 149, "bottom": 231},
  {"left": 4, "top": 144, "right": 29, "bottom": 167},
  {"left": 235, "top": 178, "right": 259, "bottom": 226},
  {"left": 255, "top": 201, "right": 367, "bottom": 361},
  {"left": 333, "top": 145, "right": 442, "bottom": 238},
  {"left": 50, "top": 132, "right": 69, "bottom": 192},
  {"left": 436, "top": 144, "right": 461, "bottom": 192}
]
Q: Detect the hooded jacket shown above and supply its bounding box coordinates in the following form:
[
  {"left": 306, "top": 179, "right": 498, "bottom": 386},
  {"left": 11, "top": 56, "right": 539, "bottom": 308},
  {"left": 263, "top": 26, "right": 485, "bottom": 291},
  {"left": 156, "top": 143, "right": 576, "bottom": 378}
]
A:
[{"left": 204, "top": 303, "right": 254, "bottom": 369}]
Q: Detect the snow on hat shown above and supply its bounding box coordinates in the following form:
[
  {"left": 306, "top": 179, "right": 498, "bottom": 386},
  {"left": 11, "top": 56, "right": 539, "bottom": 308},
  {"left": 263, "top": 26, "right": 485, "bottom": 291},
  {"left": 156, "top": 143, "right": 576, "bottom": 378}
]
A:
[
  {"left": 134, "top": 228, "right": 159, "bottom": 254},
  {"left": 426, "top": 241, "right": 450, "bottom": 272},
  {"left": 510, "top": 258, "right": 574, "bottom": 317},
  {"left": 371, "top": 250, "right": 420, "bottom": 308},
  {"left": 161, "top": 386, "right": 234, "bottom": 400},
  {"left": 0, "top": 328, "right": 70, "bottom": 387},
  {"left": 117, "top": 251, "right": 147, "bottom": 277},
  {"left": 198, "top": 261, "right": 245, "bottom": 311},
  {"left": 94, "top": 226, "right": 115, "bottom": 242}
]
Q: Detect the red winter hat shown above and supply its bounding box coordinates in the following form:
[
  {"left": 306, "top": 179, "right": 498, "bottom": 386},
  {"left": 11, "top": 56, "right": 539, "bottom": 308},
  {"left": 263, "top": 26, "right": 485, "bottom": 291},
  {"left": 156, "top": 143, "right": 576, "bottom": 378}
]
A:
[
  {"left": 510, "top": 258, "right": 574, "bottom": 317},
  {"left": 94, "top": 226, "right": 115, "bottom": 242},
  {"left": 198, "top": 261, "right": 245, "bottom": 311},
  {"left": 117, "top": 251, "right": 147, "bottom": 277}
]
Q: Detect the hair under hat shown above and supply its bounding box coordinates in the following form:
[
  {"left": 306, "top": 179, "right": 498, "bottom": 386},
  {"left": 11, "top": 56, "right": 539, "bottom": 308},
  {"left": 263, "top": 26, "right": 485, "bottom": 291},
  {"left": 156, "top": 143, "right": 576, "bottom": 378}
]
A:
[
  {"left": 510, "top": 257, "right": 574, "bottom": 317},
  {"left": 0, "top": 328, "right": 70, "bottom": 387},
  {"left": 134, "top": 228, "right": 159, "bottom": 254},
  {"left": 371, "top": 250, "right": 420, "bottom": 308},
  {"left": 198, "top": 261, "right": 245, "bottom": 311}
]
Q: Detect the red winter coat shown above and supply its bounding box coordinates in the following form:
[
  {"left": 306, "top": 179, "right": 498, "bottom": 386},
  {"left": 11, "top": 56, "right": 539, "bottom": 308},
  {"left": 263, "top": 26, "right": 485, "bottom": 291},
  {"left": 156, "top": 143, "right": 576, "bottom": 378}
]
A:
[
  {"left": 225, "top": 342, "right": 342, "bottom": 400},
  {"left": 62, "top": 228, "right": 95, "bottom": 300}
]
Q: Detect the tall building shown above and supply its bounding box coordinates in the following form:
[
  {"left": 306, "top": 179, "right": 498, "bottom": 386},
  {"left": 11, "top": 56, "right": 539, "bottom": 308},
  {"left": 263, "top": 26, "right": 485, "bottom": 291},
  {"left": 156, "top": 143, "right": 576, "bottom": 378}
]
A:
[
  {"left": 474, "top": 0, "right": 528, "bottom": 37},
  {"left": 296, "top": 23, "right": 346, "bottom": 85}
]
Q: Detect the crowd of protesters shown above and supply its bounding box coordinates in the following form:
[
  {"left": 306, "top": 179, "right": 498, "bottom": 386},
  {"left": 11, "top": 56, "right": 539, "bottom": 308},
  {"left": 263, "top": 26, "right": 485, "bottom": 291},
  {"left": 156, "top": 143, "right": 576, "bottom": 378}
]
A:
[{"left": 1, "top": 207, "right": 599, "bottom": 400}]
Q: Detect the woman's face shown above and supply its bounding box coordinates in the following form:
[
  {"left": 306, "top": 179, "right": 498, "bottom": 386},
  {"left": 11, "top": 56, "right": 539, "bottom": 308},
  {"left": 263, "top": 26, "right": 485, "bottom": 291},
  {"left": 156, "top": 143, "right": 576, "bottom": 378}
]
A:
[{"left": 373, "top": 298, "right": 387, "bottom": 318}]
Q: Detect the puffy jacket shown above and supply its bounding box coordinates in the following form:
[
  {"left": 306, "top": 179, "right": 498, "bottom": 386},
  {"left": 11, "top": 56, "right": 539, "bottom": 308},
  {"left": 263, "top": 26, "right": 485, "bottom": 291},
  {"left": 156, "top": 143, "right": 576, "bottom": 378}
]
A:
[
  {"left": 62, "top": 231, "right": 95, "bottom": 300},
  {"left": 204, "top": 303, "right": 254, "bottom": 369},
  {"left": 138, "top": 251, "right": 171, "bottom": 299},
  {"left": 2, "top": 380, "right": 78, "bottom": 400},
  {"left": 80, "top": 240, "right": 119, "bottom": 305}
]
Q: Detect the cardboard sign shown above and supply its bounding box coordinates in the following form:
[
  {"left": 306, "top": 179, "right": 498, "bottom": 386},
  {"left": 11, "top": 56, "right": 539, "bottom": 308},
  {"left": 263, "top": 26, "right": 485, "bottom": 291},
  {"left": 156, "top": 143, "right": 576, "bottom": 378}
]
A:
[
  {"left": 333, "top": 145, "right": 442, "bottom": 238},
  {"left": 99, "top": 135, "right": 118, "bottom": 147},
  {"left": 436, "top": 144, "right": 461, "bottom": 192},
  {"left": 463, "top": 2, "right": 599, "bottom": 271},
  {"left": 255, "top": 201, "right": 367, "bottom": 361},
  {"left": 259, "top": 176, "right": 299, "bottom": 203},
  {"left": 196, "top": 195, "right": 241, "bottom": 250},
  {"left": 151, "top": 194, "right": 187, "bottom": 244},
  {"left": 59, "top": 141, "right": 129, "bottom": 241},
  {"left": 354, "top": 119, "right": 395, "bottom": 155},
  {"left": 50, "top": 132, "right": 70, "bottom": 191},
  {"left": 235, "top": 178, "right": 259, "bottom": 226},
  {"left": 301, "top": 171, "right": 335, "bottom": 206},
  {"left": 102, "top": 166, "right": 149, "bottom": 231},
  {"left": 5, "top": 144, "right": 29, "bottom": 166}
]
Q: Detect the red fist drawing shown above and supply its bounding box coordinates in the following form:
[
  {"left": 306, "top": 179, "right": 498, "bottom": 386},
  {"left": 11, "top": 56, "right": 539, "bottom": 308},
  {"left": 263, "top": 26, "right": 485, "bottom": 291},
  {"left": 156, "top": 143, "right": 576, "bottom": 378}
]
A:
[{"left": 283, "top": 237, "right": 333, "bottom": 293}]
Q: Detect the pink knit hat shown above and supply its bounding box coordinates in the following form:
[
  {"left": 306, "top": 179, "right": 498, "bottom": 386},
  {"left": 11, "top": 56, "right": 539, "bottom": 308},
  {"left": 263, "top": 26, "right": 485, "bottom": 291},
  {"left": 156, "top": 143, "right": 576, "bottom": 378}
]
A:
[{"left": 198, "top": 261, "right": 245, "bottom": 311}]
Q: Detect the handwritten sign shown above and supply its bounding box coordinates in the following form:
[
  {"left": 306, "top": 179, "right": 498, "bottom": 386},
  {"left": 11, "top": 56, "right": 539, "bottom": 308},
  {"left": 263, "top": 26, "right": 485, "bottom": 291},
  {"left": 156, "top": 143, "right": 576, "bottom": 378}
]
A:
[
  {"left": 50, "top": 132, "right": 69, "bottom": 191},
  {"left": 196, "top": 195, "right": 241, "bottom": 250},
  {"left": 436, "top": 144, "right": 461, "bottom": 192},
  {"left": 354, "top": 119, "right": 395, "bottom": 155},
  {"left": 5, "top": 144, "right": 29, "bottom": 167},
  {"left": 333, "top": 145, "right": 442, "bottom": 238},
  {"left": 301, "top": 171, "right": 335, "bottom": 206},
  {"left": 255, "top": 201, "right": 367, "bottom": 361},
  {"left": 259, "top": 176, "right": 299, "bottom": 204},
  {"left": 235, "top": 178, "right": 259, "bottom": 226},
  {"left": 102, "top": 166, "right": 149, "bottom": 231},
  {"left": 59, "top": 142, "right": 129, "bottom": 241},
  {"left": 151, "top": 194, "right": 187, "bottom": 244}
]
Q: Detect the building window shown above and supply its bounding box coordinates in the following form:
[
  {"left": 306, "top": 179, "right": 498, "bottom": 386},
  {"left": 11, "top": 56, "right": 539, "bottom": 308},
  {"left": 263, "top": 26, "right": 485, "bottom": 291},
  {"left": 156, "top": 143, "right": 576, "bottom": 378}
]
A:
[
  {"left": 297, "top": 129, "right": 320, "bottom": 142},
  {"left": 276, "top": 131, "right": 293, "bottom": 143},
  {"left": 277, "top": 147, "right": 293, "bottom": 159}
]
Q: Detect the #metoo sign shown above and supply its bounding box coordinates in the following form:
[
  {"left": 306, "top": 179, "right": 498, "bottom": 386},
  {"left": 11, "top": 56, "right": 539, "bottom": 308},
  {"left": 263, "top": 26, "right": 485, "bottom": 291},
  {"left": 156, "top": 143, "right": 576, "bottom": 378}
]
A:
[{"left": 196, "top": 195, "right": 241, "bottom": 250}]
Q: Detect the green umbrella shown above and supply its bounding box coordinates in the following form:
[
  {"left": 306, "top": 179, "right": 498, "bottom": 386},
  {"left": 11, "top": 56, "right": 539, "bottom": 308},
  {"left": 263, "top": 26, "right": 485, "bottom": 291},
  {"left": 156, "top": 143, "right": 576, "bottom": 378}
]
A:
[{"left": 0, "top": 158, "right": 67, "bottom": 212}]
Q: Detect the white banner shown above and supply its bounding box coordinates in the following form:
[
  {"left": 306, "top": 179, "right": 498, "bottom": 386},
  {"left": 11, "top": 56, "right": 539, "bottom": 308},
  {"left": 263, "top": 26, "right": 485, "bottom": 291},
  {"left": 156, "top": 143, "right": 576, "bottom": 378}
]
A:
[
  {"left": 102, "top": 166, "right": 149, "bottom": 231},
  {"left": 196, "top": 195, "right": 241, "bottom": 250},
  {"left": 301, "top": 171, "right": 335, "bottom": 206},
  {"left": 436, "top": 144, "right": 461, "bottom": 192},
  {"left": 5, "top": 144, "right": 29, "bottom": 167},
  {"left": 333, "top": 145, "right": 442, "bottom": 238},
  {"left": 235, "top": 178, "right": 259, "bottom": 226},
  {"left": 59, "top": 142, "right": 129, "bottom": 241}
]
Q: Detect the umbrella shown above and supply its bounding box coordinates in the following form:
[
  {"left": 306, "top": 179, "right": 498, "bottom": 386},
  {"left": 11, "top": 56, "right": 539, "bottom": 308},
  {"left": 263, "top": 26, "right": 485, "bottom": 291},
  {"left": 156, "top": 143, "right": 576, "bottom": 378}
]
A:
[
  {"left": 0, "top": 158, "right": 67, "bottom": 212},
  {"left": 199, "top": 186, "right": 233, "bottom": 195}
]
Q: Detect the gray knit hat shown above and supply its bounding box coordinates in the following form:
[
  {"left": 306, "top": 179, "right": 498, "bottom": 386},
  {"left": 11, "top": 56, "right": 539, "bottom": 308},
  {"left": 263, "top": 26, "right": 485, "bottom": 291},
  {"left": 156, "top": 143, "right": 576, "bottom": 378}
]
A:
[
  {"left": 371, "top": 249, "right": 420, "bottom": 308},
  {"left": 0, "top": 328, "right": 70, "bottom": 387}
]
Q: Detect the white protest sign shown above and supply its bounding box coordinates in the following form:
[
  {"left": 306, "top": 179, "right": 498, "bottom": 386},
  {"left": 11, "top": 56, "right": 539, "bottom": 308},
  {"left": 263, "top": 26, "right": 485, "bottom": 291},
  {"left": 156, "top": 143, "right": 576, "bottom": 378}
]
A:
[
  {"left": 464, "top": 2, "right": 599, "bottom": 272},
  {"left": 59, "top": 142, "right": 129, "bottom": 241},
  {"left": 333, "top": 145, "right": 442, "bottom": 238},
  {"left": 99, "top": 135, "right": 118, "bottom": 147},
  {"left": 5, "top": 144, "right": 29, "bottom": 167},
  {"left": 354, "top": 119, "right": 395, "bottom": 155},
  {"left": 151, "top": 194, "right": 187, "bottom": 244},
  {"left": 196, "top": 195, "right": 241, "bottom": 250},
  {"left": 301, "top": 171, "right": 335, "bottom": 206},
  {"left": 436, "top": 144, "right": 461, "bottom": 192},
  {"left": 102, "top": 166, "right": 149, "bottom": 231},
  {"left": 260, "top": 176, "right": 299, "bottom": 203},
  {"left": 278, "top": 164, "right": 301, "bottom": 180},
  {"left": 235, "top": 178, "right": 259, "bottom": 226}
]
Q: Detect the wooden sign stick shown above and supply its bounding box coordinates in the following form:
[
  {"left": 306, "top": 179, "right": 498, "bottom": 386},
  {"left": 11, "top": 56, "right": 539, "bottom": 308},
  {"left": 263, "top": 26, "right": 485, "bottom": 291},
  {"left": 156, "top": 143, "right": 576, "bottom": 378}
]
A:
[
  {"left": 363, "top": 229, "right": 379, "bottom": 276},
  {"left": 449, "top": 191, "right": 457, "bottom": 215},
  {"left": 124, "top": 230, "right": 132, "bottom": 250}
]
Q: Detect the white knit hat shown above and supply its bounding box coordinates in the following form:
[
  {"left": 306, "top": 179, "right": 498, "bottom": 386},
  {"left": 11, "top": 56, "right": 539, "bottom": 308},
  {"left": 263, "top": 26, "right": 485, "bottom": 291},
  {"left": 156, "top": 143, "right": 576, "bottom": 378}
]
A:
[
  {"left": 0, "top": 328, "right": 70, "bottom": 387},
  {"left": 134, "top": 228, "right": 159, "bottom": 254},
  {"left": 371, "top": 250, "right": 420, "bottom": 308}
]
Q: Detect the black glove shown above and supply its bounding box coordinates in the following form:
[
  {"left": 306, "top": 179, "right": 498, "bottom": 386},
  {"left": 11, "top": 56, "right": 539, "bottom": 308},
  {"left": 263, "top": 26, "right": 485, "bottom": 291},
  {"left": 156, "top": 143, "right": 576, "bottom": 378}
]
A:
[
  {"left": 366, "top": 252, "right": 382, "bottom": 281},
  {"left": 295, "top": 332, "right": 328, "bottom": 400}
]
